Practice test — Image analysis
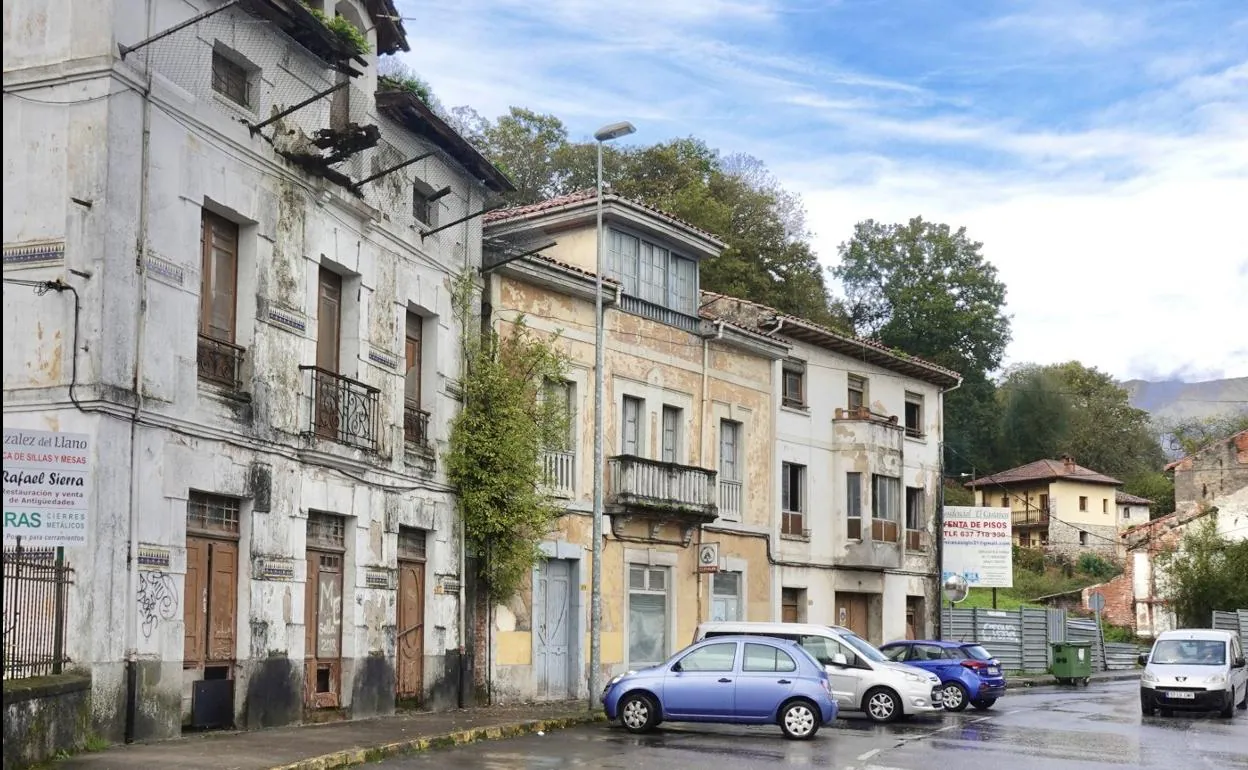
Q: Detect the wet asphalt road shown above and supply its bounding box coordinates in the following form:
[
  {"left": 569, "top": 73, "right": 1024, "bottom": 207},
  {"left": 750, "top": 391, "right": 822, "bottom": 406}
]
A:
[{"left": 378, "top": 680, "right": 1248, "bottom": 769}]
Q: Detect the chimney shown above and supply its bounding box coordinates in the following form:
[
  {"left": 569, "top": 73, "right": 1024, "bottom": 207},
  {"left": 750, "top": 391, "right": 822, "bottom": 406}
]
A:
[{"left": 1061, "top": 454, "right": 1076, "bottom": 472}]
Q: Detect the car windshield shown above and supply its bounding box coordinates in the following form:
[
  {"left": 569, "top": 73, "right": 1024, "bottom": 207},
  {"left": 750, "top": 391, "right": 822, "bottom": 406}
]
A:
[
  {"left": 1151, "top": 639, "right": 1226, "bottom": 666},
  {"left": 839, "top": 633, "right": 888, "bottom": 663},
  {"left": 963, "top": 645, "right": 994, "bottom": 661}
]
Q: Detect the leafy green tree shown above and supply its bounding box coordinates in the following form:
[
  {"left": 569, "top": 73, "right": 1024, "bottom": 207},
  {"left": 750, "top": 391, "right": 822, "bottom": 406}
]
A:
[
  {"left": 1122, "top": 471, "right": 1175, "bottom": 519},
  {"left": 1044, "top": 361, "right": 1165, "bottom": 480},
  {"left": 1158, "top": 518, "right": 1248, "bottom": 627},
  {"left": 478, "top": 108, "right": 570, "bottom": 204},
  {"left": 995, "top": 364, "right": 1071, "bottom": 470},
  {"left": 832, "top": 217, "right": 1011, "bottom": 474},
  {"left": 445, "top": 271, "right": 569, "bottom": 602}
]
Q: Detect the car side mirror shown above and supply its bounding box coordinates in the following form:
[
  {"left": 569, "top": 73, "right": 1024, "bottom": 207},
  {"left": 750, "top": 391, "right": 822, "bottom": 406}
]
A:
[
  {"left": 1137, "top": 653, "right": 1149, "bottom": 666},
  {"left": 1234, "top": 657, "right": 1246, "bottom": 669},
  {"left": 831, "top": 653, "right": 848, "bottom": 667},
  {"left": 671, "top": 661, "right": 683, "bottom": 673}
]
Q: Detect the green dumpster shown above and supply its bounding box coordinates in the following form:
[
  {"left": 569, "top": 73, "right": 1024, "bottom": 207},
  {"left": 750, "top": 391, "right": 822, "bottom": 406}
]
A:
[{"left": 1051, "top": 641, "right": 1094, "bottom": 686}]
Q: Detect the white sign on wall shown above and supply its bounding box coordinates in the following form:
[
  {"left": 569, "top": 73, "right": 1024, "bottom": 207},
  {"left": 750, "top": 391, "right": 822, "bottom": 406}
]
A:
[
  {"left": 3, "top": 427, "right": 91, "bottom": 547},
  {"left": 942, "top": 506, "right": 1013, "bottom": 589}
]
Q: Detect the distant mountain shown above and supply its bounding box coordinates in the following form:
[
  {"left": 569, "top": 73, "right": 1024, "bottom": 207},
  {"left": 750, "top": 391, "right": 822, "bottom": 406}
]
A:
[
  {"left": 1122, "top": 377, "right": 1248, "bottom": 423},
  {"left": 1122, "top": 378, "right": 1248, "bottom": 457}
]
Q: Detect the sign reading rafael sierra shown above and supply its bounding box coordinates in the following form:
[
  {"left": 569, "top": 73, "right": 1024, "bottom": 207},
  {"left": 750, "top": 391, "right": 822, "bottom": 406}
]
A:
[{"left": 3, "top": 427, "right": 91, "bottom": 547}]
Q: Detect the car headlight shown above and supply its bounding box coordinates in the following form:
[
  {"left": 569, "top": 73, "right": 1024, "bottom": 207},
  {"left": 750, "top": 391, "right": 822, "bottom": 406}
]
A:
[
  {"left": 1141, "top": 671, "right": 1158, "bottom": 684},
  {"left": 902, "top": 672, "right": 925, "bottom": 684},
  {"left": 1204, "top": 674, "right": 1227, "bottom": 685}
]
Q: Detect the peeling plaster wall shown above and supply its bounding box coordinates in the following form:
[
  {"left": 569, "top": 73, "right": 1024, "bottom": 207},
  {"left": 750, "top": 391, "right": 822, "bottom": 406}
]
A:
[
  {"left": 774, "top": 337, "right": 944, "bottom": 644},
  {"left": 4, "top": 0, "right": 478, "bottom": 741},
  {"left": 486, "top": 233, "right": 779, "bottom": 702}
]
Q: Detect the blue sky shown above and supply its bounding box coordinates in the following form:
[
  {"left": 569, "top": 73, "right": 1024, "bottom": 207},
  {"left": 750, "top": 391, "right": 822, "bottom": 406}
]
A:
[{"left": 393, "top": 0, "right": 1248, "bottom": 381}]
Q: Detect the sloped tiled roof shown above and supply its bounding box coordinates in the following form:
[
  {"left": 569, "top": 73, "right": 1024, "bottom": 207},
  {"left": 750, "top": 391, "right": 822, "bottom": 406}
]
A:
[
  {"left": 1165, "top": 429, "right": 1248, "bottom": 471},
  {"left": 1116, "top": 491, "right": 1154, "bottom": 505},
  {"left": 484, "top": 189, "right": 725, "bottom": 247},
  {"left": 698, "top": 292, "right": 961, "bottom": 388},
  {"left": 965, "top": 458, "right": 1121, "bottom": 489}
]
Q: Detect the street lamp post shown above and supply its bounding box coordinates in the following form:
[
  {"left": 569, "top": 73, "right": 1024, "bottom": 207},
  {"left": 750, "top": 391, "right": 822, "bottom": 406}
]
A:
[{"left": 589, "top": 120, "right": 635, "bottom": 709}]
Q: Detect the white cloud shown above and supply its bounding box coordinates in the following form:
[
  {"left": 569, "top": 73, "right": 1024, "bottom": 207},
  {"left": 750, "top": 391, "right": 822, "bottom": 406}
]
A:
[{"left": 392, "top": 0, "right": 1248, "bottom": 380}]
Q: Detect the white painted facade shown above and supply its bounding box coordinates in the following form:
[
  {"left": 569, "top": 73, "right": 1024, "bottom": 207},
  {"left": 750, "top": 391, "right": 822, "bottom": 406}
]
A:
[
  {"left": 771, "top": 340, "right": 951, "bottom": 645},
  {"left": 3, "top": 0, "right": 506, "bottom": 742}
]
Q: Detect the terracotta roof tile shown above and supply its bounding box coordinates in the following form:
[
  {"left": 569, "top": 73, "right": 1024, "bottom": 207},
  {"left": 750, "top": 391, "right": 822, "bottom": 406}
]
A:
[
  {"left": 484, "top": 189, "right": 725, "bottom": 246},
  {"left": 965, "top": 458, "right": 1122, "bottom": 488},
  {"left": 1116, "top": 491, "right": 1154, "bottom": 505}
]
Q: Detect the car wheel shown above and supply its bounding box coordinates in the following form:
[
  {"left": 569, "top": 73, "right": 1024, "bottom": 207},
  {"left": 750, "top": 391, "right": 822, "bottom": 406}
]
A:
[
  {"left": 779, "top": 699, "right": 820, "bottom": 740},
  {"left": 941, "top": 682, "right": 969, "bottom": 712},
  {"left": 971, "top": 698, "right": 997, "bottom": 711},
  {"left": 618, "top": 692, "right": 659, "bottom": 734},
  {"left": 864, "top": 687, "right": 901, "bottom": 724},
  {"left": 1220, "top": 694, "right": 1235, "bottom": 719},
  {"left": 1239, "top": 685, "right": 1247, "bottom": 709}
]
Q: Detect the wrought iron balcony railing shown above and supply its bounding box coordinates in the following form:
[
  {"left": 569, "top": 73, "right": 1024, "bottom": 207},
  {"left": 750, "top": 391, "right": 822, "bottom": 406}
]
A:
[
  {"left": 404, "top": 400, "right": 430, "bottom": 449},
  {"left": 301, "top": 366, "right": 380, "bottom": 452},
  {"left": 197, "top": 334, "right": 245, "bottom": 390}
]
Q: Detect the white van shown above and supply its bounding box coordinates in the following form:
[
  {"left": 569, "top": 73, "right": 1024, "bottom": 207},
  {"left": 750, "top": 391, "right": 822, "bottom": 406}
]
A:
[
  {"left": 695, "top": 621, "right": 943, "bottom": 723},
  {"left": 1139, "top": 628, "right": 1248, "bottom": 718}
]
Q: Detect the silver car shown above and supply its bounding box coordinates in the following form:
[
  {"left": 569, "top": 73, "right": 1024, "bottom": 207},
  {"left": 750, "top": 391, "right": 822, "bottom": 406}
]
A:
[{"left": 1139, "top": 628, "right": 1248, "bottom": 718}]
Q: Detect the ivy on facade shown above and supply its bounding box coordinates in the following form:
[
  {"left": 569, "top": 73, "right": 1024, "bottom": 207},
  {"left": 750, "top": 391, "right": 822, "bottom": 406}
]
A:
[{"left": 446, "top": 271, "right": 569, "bottom": 601}]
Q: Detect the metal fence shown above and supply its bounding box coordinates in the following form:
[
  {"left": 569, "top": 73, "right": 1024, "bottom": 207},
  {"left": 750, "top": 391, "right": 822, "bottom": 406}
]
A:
[
  {"left": 1212, "top": 609, "right": 1248, "bottom": 646},
  {"left": 942, "top": 607, "right": 1145, "bottom": 674},
  {"left": 2, "top": 543, "right": 74, "bottom": 679}
]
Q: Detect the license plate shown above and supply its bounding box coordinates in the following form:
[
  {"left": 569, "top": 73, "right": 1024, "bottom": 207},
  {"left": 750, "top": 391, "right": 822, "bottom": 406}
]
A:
[
  {"left": 1167, "top": 691, "right": 1196, "bottom": 699},
  {"left": 986, "top": 667, "right": 1000, "bottom": 675}
]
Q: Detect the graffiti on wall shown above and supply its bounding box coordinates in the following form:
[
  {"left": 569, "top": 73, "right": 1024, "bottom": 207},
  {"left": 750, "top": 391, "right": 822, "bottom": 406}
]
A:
[{"left": 138, "top": 570, "right": 179, "bottom": 638}]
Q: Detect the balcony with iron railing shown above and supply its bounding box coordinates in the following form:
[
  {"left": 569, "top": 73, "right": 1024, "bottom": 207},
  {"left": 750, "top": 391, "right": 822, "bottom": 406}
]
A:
[
  {"left": 404, "top": 400, "right": 430, "bottom": 451},
  {"left": 197, "top": 334, "right": 245, "bottom": 391},
  {"left": 301, "top": 366, "right": 380, "bottom": 452},
  {"left": 606, "top": 455, "right": 718, "bottom": 521},
  {"left": 542, "top": 449, "right": 576, "bottom": 498}
]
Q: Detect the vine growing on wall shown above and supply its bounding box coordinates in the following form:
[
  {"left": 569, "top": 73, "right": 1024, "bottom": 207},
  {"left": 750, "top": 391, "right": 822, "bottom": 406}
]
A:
[
  {"left": 446, "top": 270, "right": 569, "bottom": 601},
  {"left": 300, "top": 1, "right": 372, "bottom": 55}
]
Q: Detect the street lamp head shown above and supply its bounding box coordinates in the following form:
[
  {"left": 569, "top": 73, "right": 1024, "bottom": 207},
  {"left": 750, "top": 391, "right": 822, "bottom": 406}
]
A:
[{"left": 594, "top": 121, "right": 636, "bottom": 143}]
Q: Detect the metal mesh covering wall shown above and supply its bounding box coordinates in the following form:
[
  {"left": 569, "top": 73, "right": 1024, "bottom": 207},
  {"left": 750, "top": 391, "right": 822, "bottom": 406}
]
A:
[{"left": 127, "top": 1, "right": 483, "bottom": 258}]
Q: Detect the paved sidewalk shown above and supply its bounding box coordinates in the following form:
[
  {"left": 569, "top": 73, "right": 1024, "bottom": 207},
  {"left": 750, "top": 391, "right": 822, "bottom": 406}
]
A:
[
  {"left": 1007, "top": 669, "right": 1139, "bottom": 688},
  {"left": 52, "top": 701, "right": 604, "bottom": 770}
]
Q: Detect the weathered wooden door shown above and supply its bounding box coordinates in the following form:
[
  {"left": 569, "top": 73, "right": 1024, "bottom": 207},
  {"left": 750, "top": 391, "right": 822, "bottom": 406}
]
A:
[
  {"left": 534, "top": 559, "right": 572, "bottom": 699},
  {"left": 836, "top": 592, "right": 870, "bottom": 639},
  {"left": 184, "top": 536, "right": 238, "bottom": 670},
  {"left": 396, "top": 559, "right": 425, "bottom": 699},
  {"left": 304, "top": 550, "right": 344, "bottom": 708}
]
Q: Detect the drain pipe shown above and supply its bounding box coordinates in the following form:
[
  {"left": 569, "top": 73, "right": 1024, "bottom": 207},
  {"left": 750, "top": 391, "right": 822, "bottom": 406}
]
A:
[
  {"left": 123, "top": 0, "right": 156, "bottom": 744},
  {"left": 697, "top": 321, "right": 724, "bottom": 623},
  {"left": 934, "top": 378, "right": 963, "bottom": 639}
]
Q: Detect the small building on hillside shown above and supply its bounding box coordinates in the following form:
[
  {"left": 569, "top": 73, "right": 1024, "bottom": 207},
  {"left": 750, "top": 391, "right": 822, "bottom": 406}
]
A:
[
  {"left": 1116, "top": 491, "right": 1153, "bottom": 529},
  {"left": 965, "top": 455, "right": 1121, "bottom": 558},
  {"left": 1084, "top": 429, "right": 1248, "bottom": 637}
]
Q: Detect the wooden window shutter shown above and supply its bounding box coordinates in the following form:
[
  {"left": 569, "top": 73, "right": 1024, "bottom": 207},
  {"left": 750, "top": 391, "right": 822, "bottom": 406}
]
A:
[{"left": 207, "top": 541, "right": 238, "bottom": 661}]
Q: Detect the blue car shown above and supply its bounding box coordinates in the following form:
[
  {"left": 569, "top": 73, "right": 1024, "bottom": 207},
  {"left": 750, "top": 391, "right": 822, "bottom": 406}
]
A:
[
  {"left": 879, "top": 640, "right": 1007, "bottom": 712},
  {"left": 602, "top": 635, "right": 838, "bottom": 740}
]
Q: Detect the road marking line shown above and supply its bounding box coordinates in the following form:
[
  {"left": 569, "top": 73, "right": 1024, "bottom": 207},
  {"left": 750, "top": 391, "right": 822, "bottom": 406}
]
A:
[
  {"left": 970, "top": 716, "right": 992, "bottom": 723},
  {"left": 857, "top": 749, "right": 881, "bottom": 761},
  {"left": 933, "top": 725, "right": 956, "bottom": 732}
]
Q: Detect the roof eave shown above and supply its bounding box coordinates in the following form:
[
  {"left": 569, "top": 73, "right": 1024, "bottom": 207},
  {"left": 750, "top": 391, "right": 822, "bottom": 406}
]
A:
[
  {"left": 776, "top": 316, "right": 961, "bottom": 387},
  {"left": 376, "top": 91, "right": 515, "bottom": 193}
]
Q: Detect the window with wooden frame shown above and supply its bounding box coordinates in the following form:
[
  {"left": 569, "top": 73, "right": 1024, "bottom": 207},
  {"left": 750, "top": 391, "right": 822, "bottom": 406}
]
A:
[
  {"left": 904, "top": 392, "right": 924, "bottom": 438},
  {"left": 404, "top": 313, "right": 429, "bottom": 447},
  {"left": 847, "top": 375, "right": 866, "bottom": 413},
  {"left": 782, "top": 360, "right": 806, "bottom": 408},
  {"left": 871, "top": 474, "right": 901, "bottom": 543},
  {"left": 781, "top": 462, "right": 806, "bottom": 536},
  {"left": 197, "top": 210, "right": 244, "bottom": 388},
  {"left": 905, "top": 487, "right": 925, "bottom": 551},
  {"left": 661, "top": 405, "right": 681, "bottom": 463},
  {"left": 846, "top": 472, "right": 863, "bottom": 540},
  {"left": 211, "top": 48, "right": 252, "bottom": 108}
]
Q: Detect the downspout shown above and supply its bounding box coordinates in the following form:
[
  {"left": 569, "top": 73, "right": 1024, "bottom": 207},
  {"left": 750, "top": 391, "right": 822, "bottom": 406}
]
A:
[
  {"left": 697, "top": 321, "right": 724, "bottom": 625},
  {"left": 934, "top": 378, "right": 963, "bottom": 639},
  {"left": 457, "top": 185, "right": 476, "bottom": 708},
  {"left": 765, "top": 316, "right": 785, "bottom": 620},
  {"left": 124, "top": 0, "right": 157, "bottom": 744}
]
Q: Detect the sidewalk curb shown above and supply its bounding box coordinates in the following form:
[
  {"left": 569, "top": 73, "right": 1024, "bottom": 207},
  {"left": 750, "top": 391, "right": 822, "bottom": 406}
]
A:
[
  {"left": 267, "top": 712, "right": 607, "bottom": 770},
  {"left": 1007, "top": 671, "right": 1140, "bottom": 690}
]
